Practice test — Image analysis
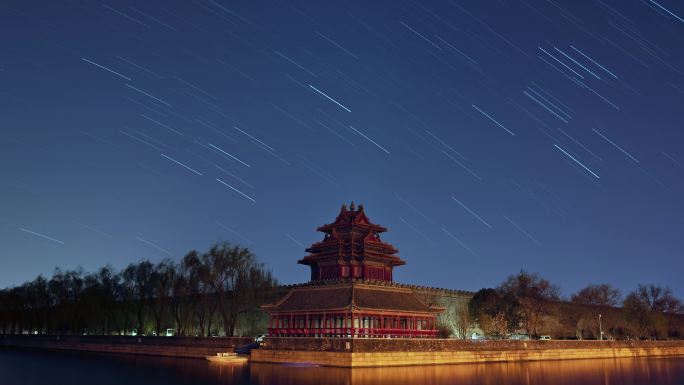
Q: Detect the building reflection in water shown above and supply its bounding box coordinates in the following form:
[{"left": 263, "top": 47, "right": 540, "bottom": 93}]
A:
[
  {"left": 2, "top": 350, "right": 682, "bottom": 385},
  {"left": 249, "top": 357, "right": 684, "bottom": 385}
]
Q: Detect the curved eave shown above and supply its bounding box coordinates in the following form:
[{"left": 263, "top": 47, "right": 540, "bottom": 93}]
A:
[
  {"left": 267, "top": 306, "right": 351, "bottom": 314},
  {"left": 316, "top": 222, "right": 388, "bottom": 233},
  {"left": 297, "top": 255, "right": 406, "bottom": 267},
  {"left": 354, "top": 307, "right": 441, "bottom": 315},
  {"left": 267, "top": 308, "right": 439, "bottom": 316}
]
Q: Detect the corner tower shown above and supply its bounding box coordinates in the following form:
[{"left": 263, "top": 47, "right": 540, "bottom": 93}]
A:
[
  {"left": 263, "top": 202, "right": 442, "bottom": 339},
  {"left": 298, "top": 202, "right": 405, "bottom": 282}
]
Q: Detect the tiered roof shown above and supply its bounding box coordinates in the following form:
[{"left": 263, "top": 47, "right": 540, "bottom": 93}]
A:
[
  {"left": 263, "top": 281, "right": 442, "bottom": 314},
  {"left": 280, "top": 278, "right": 476, "bottom": 297},
  {"left": 298, "top": 202, "right": 405, "bottom": 273}
]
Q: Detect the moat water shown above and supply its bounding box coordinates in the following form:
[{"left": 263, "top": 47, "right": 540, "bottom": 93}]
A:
[{"left": 1, "top": 349, "right": 684, "bottom": 385}]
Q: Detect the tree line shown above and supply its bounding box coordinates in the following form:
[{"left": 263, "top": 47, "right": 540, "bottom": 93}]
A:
[
  {"left": 3, "top": 250, "right": 683, "bottom": 341},
  {"left": 0, "top": 242, "right": 277, "bottom": 337},
  {"left": 464, "top": 271, "right": 684, "bottom": 340}
]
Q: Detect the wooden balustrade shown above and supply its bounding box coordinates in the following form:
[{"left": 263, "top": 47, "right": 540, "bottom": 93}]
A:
[{"left": 267, "top": 327, "right": 438, "bottom": 338}]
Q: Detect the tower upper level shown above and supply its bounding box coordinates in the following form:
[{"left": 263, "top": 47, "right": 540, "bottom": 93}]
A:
[{"left": 298, "top": 202, "right": 405, "bottom": 282}]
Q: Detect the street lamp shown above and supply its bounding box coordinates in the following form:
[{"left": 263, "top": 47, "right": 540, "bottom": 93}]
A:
[{"left": 598, "top": 314, "right": 603, "bottom": 341}]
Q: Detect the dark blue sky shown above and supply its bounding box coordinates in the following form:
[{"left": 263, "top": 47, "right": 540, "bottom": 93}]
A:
[{"left": 1, "top": 0, "right": 683, "bottom": 299}]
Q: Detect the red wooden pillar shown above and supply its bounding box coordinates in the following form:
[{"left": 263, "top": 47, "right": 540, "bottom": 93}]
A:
[
  {"left": 349, "top": 312, "right": 353, "bottom": 338},
  {"left": 344, "top": 313, "right": 347, "bottom": 336},
  {"left": 369, "top": 314, "right": 373, "bottom": 337},
  {"left": 353, "top": 312, "right": 357, "bottom": 338},
  {"left": 305, "top": 313, "right": 309, "bottom": 336},
  {"left": 320, "top": 313, "right": 322, "bottom": 335},
  {"left": 368, "top": 314, "right": 372, "bottom": 337},
  {"left": 362, "top": 314, "right": 365, "bottom": 337},
  {"left": 344, "top": 313, "right": 348, "bottom": 336},
  {"left": 367, "top": 314, "right": 370, "bottom": 337}
]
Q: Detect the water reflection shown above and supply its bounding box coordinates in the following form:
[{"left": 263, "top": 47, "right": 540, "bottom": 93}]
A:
[
  {"left": 1, "top": 349, "right": 683, "bottom": 385},
  {"left": 250, "top": 358, "right": 684, "bottom": 385}
]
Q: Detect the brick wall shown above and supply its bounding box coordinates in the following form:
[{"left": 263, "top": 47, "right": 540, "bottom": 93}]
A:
[{"left": 252, "top": 338, "right": 684, "bottom": 367}]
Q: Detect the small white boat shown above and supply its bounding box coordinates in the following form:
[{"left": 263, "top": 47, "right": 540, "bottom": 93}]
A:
[{"left": 205, "top": 352, "right": 249, "bottom": 364}]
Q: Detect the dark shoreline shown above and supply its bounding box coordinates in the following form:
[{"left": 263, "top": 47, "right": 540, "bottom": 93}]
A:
[{"left": 0, "top": 335, "right": 251, "bottom": 359}]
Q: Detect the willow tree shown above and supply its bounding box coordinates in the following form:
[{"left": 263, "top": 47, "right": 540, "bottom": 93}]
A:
[
  {"left": 151, "top": 259, "right": 176, "bottom": 336},
  {"left": 122, "top": 260, "right": 155, "bottom": 335},
  {"left": 202, "top": 242, "right": 276, "bottom": 336}
]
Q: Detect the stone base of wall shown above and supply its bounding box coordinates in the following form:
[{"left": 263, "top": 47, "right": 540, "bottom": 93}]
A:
[
  {"left": 0, "top": 335, "right": 251, "bottom": 359},
  {"left": 250, "top": 340, "right": 684, "bottom": 367}
]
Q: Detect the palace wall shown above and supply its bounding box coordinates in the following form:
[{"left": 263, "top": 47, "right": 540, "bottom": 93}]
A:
[{"left": 412, "top": 286, "right": 474, "bottom": 337}]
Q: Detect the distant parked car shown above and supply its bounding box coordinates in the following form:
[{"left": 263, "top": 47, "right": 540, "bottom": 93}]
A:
[
  {"left": 509, "top": 334, "right": 530, "bottom": 340},
  {"left": 539, "top": 335, "right": 551, "bottom": 341},
  {"left": 255, "top": 334, "right": 266, "bottom": 343}
]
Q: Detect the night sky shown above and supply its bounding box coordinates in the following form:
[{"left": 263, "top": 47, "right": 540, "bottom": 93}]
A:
[{"left": 1, "top": 1, "right": 683, "bottom": 299}]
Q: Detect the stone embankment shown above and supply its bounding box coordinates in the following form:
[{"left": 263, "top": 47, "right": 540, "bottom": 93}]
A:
[
  {"left": 251, "top": 337, "right": 684, "bottom": 367},
  {"left": 4, "top": 335, "right": 684, "bottom": 367},
  {"left": 0, "top": 335, "right": 251, "bottom": 359}
]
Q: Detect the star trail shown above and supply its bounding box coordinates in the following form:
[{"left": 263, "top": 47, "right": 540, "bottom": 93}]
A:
[{"left": 1, "top": 0, "right": 683, "bottom": 299}]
